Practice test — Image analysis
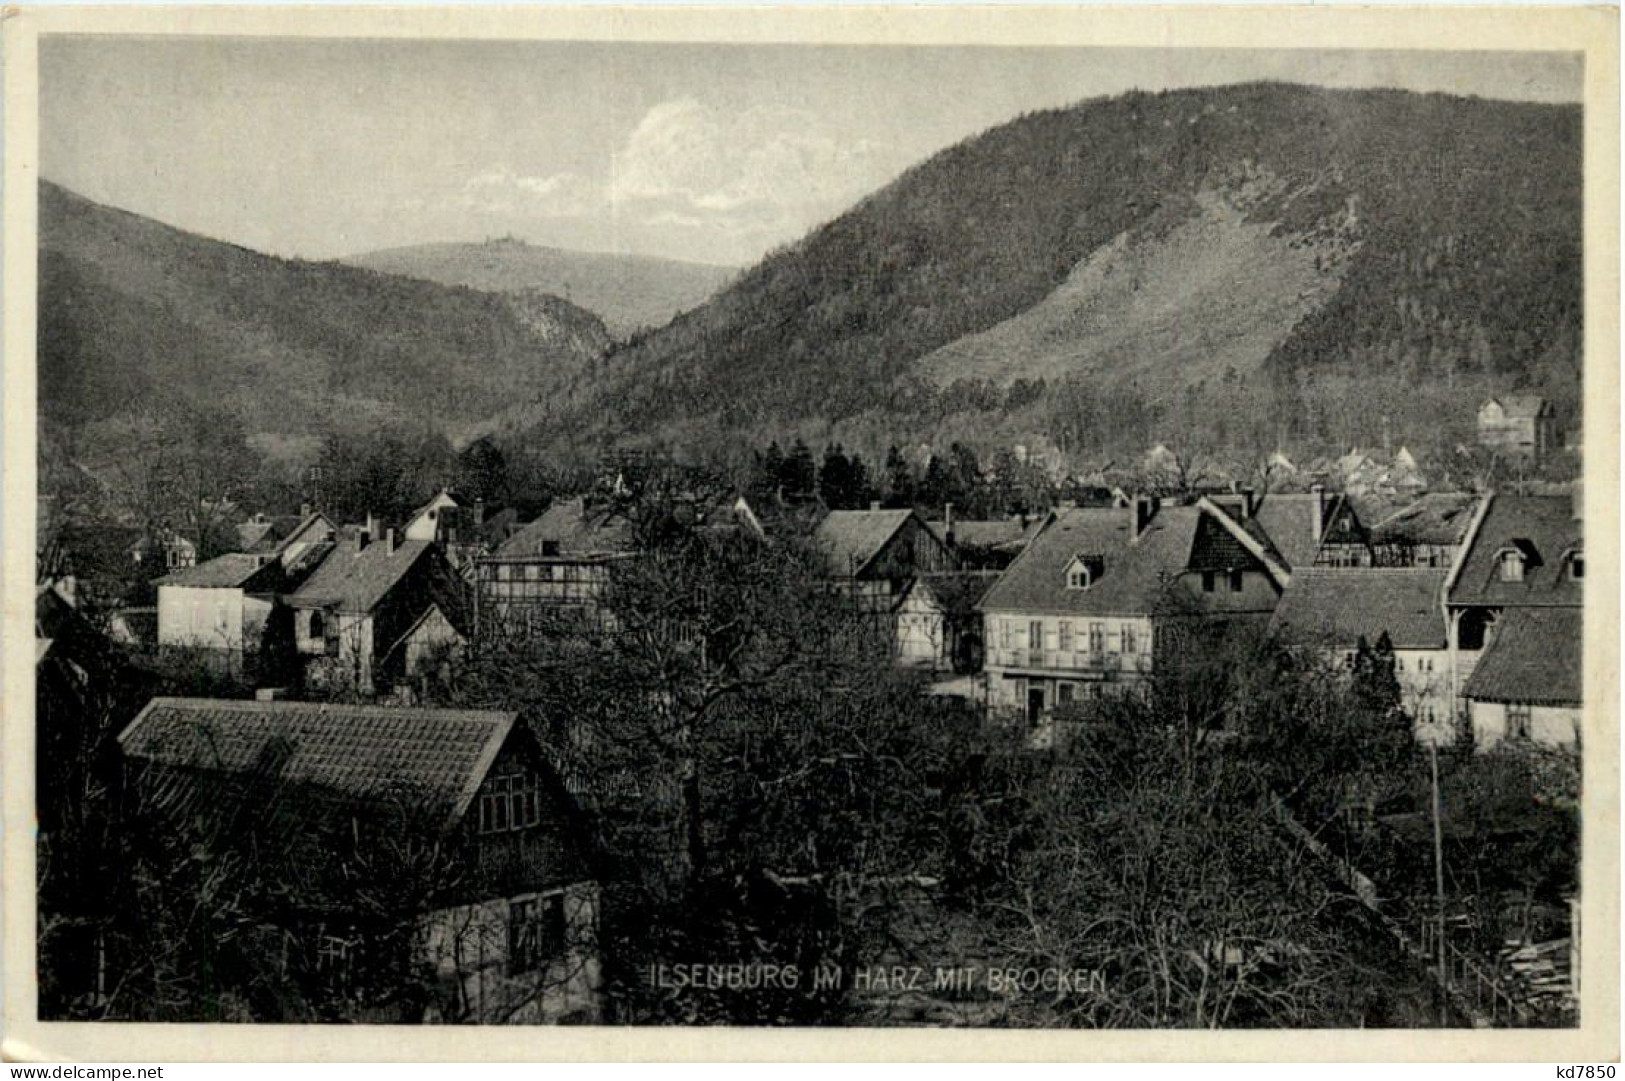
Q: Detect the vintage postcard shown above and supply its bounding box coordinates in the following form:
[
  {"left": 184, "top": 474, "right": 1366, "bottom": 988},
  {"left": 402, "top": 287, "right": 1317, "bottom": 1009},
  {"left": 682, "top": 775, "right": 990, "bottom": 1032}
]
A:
[{"left": 2, "top": 4, "right": 1618, "bottom": 1063}]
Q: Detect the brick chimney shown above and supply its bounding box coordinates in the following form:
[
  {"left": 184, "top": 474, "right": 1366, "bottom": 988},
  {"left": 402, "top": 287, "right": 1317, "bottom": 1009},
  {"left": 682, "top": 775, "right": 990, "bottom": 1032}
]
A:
[
  {"left": 300, "top": 501, "right": 312, "bottom": 518},
  {"left": 869, "top": 500, "right": 882, "bottom": 511},
  {"left": 1310, "top": 484, "right": 1326, "bottom": 545},
  {"left": 944, "top": 502, "right": 955, "bottom": 548},
  {"left": 385, "top": 527, "right": 397, "bottom": 555},
  {"left": 1241, "top": 487, "right": 1257, "bottom": 519}
]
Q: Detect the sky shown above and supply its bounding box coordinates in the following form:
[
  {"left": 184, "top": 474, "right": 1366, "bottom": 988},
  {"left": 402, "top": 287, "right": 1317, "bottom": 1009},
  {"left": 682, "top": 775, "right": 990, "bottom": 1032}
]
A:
[{"left": 41, "top": 38, "right": 1583, "bottom": 267}]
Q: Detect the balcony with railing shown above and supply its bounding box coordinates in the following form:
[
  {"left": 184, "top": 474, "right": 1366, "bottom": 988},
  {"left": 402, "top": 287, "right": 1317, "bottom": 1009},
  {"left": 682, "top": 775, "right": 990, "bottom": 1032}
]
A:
[{"left": 988, "top": 647, "right": 1150, "bottom": 677}]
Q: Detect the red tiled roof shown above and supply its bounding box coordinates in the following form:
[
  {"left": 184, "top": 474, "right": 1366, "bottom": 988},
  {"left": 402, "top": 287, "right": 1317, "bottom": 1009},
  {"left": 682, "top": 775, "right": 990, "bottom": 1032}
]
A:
[
  {"left": 119, "top": 697, "right": 516, "bottom": 828},
  {"left": 1461, "top": 608, "right": 1582, "bottom": 706}
]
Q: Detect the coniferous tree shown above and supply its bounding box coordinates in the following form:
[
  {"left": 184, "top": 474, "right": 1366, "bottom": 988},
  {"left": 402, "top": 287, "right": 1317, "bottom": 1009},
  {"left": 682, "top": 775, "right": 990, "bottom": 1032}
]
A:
[
  {"left": 782, "top": 439, "right": 817, "bottom": 501},
  {"left": 883, "top": 445, "right": 914, "bottom": 507}
]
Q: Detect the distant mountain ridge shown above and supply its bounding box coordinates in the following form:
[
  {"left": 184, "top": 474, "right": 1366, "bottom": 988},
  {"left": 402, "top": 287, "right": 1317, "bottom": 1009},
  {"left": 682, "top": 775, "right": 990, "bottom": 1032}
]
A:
[
  {"left": 39, "top": 181, "right": 612, "bottom": 447},
  {"left": 555, "top": 83, "right": 1580, "bottom": 460},
  {"left": 344, "top": 239, "right": 737, "bottom": 338}
]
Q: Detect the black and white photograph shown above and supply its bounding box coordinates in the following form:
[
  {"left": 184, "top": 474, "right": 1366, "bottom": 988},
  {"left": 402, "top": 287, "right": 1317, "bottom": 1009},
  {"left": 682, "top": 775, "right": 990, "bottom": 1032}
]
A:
[{"left": 4, "top": 5, "right": 1617, "bottom": 1058}]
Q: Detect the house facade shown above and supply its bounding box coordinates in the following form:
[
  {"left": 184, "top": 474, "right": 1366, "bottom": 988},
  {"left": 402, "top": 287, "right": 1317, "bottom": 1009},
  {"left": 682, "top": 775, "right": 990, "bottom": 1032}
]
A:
[
  {"left": 1248, "top": 488, "right": 1372, "bottom": 570},
  {"left": 977, "top": 497, "right": 1289, "bottom": 725},
  {"left": 813, "top": 506, "right": 957, "bottom": 615},
  {"left": 1478, "top": 395, "right": 1558, "bottom": 459},
  {"left": 1369, "top": 492, "right": 1481, "bottom": 569},
  {"left": 117, "top": 698, "right": 600, "bottom": 1023},
  {"left": 812, "top": 507, "right": 959, "bottom": 664},
  {"left": 1460, "top": 608, "right": 1581, "bottom": 749},
  {"left": 477, "top": 499, "right": 637, "bottom": 630},
  {"left": 288, "top": 531, "right": 469, "bottom": 696},
  {"left": 155, "top": 554, "right": 285, "bottom": 674},
  {"left": 1270, "top": 567, "right": 1452, "bottom": 739},
  {"left": 1445, "top": 492, "right": 1583, "bottom": 749},
  {"left": 893, "top": 573, "right": 998, "bottom": 673}
]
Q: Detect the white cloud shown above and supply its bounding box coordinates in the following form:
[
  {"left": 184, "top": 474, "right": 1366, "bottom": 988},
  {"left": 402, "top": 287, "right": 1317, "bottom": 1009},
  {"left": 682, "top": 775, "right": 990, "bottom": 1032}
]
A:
[
  {"left": 457, "top": 165, "right": 595, "bottom": 217},
  {"left": 608, "top": 98, "right": 894, "bottom": 240}
]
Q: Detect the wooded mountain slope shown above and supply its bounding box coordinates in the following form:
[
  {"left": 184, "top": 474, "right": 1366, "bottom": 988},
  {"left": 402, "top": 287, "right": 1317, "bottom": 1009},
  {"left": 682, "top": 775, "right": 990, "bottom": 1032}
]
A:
[
  {"left": 345, "top": 239, "right": 736, "bottom": 338},
  {"left": 39, "top": 181, "right": 612, "bottom": 445},
  {"left": 567, "top": 83, "right": 1580, "bottom": 453}
]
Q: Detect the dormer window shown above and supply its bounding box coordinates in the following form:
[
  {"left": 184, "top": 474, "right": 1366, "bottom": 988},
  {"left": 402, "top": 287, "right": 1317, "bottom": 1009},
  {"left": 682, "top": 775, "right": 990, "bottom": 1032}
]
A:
[
  {"left": 1563, "top": 545, "right": 1584, "bottom": 581},
  {"left": 1495, "top": 539, "right": 1541, "bottom": 583},
  {"left": 1065, "top": 554, "right": 1103, "bottom": 590}
]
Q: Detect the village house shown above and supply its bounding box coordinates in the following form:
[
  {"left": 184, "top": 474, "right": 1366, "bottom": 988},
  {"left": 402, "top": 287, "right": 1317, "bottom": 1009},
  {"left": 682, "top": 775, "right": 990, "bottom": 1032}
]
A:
[
  {"left": 1269, "top": 568, "right": 1452, "bottom": 739},
  {"left": 268, "top": 509, "right": 340, "bottom": 569},
  {"left": 977, "top": 495, "right": 1290, "bottom": 726},
  {"left": 236, "top": 511, "right": 308, "bottom": 556},
  {"left": 287, "top": 528, "right": 470, "bottom": 697},
  {"left": 117, "top": 697, "right": 601, "bottom": 1023},
  {"left": 401, "top": 489, "right": 509, "bottom": 573},
  {"left": 1247, "top": 487, "right": 1372, "bottom": 569},
  {"left": 924, "top": 509, "right": 1036, "bottom": 571},
  {"left": 131, "top": 527, "right": 197, "bottom": 575},
  {"left": 892, "top": 572, "right": 1000, "bottom": 673},
  {"left": 1368, "top": 492, "right": 1481, "bottom": 569},
  {"left": 812, "top": 505, "right": 959, "bottom": 667},
  {"left": 154, "top": 553, "right": 287, "bottom": 676},
  {"left": 1460, "top": 608, "right": 1582, "bottom": 750},
  {"left": 1446, "top": 491, "right": 1583, "bottom": 748},
  {"left": 477, "top": 497, "right": 637, "bottom": 629},
  {"left": 1478, "top": 395, "right": 1558, "bottom": 459}
]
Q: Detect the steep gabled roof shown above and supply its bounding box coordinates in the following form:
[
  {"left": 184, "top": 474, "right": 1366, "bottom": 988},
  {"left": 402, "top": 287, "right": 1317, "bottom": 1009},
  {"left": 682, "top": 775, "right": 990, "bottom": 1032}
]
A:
[
  {"left": 288, "top": 538, "right": 435, "bottom": 613},
  {"left": 1251, "top": 491, "right": 1362, "bottom": 571},
  {"left": 1461, "top": 608, "right": 1581, "bottom": 706},
  {"left": 1370, "top": 492, "right": 1481, "bottom": 547},
  {"left": 272, "top": 511, "right": 337, "bottom": 553},
  {"left": 119, "top": 697, "right": 517, "bottom": 830},
  {"left": 813, "top": 508, "right": 917, "bottom": 578},
  {"left": 1449, "top": 493, "right": 1582, "bottom": 608},
  {"left": 1485, "top": 394, "right": 1550, "bottom": 420},
  {"left": 155, "top": 553, "right": 279, "bottom": 590},
  {"left": 494, "top": 497, "right": 635, "bottom": 559},
  {"left": 979, "top": 504, "right": 1201, "bottom": 617},
  {"left": 1270, "top": 568, "right": 1448, "bottom": 650}
]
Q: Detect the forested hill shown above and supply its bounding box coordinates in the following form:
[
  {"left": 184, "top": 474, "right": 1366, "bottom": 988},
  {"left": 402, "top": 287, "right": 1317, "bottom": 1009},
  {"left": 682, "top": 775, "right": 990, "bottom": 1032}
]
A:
[
  {"left": 557, "top": 83, "right": 1580, "bottom": 461},
  {"left": 38, "top": 181, "right": 613, "bottom": 445},
  {"left": 345, "top": 240, "right": 737, "bottom": 339}
]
